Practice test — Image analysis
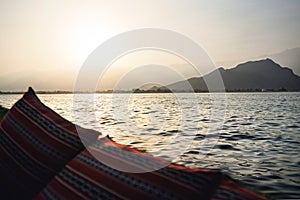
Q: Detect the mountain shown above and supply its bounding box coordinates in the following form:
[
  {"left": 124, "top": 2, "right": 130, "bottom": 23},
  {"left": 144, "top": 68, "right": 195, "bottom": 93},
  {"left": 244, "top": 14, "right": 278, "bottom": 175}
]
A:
[
  {"left": 218, "top": 48, "right": 300, "bottom": 76},
  {"left": 151, "top": 59, "right": 300, "bottom": 92},
  {"left": 258, "top": 48, "right": 300, "bottom": 76}
]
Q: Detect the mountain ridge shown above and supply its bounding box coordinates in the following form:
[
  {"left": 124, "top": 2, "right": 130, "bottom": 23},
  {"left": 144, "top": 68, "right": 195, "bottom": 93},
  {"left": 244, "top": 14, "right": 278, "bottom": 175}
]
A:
[{"left": 147, "top": 58, "right": 300, "bottom": 92}]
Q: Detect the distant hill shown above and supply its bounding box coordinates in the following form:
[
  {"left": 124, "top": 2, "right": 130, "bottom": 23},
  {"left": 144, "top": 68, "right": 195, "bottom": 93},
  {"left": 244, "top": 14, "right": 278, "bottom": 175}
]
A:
[
  {"left": 256, "top": 48, "right": 300, "bottom": 76},
  {"left": 217, "top": 48, "right": 300, "bottom": 77},
  {"left": 149, "top": 59, "right": 300, "bottom": 92}
]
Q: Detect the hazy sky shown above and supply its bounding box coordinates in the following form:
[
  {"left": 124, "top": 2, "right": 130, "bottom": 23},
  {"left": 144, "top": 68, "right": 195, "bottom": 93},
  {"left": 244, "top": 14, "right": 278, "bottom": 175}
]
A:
[{"left": 0, "top": 0, "right": 300, "bottom": 91}]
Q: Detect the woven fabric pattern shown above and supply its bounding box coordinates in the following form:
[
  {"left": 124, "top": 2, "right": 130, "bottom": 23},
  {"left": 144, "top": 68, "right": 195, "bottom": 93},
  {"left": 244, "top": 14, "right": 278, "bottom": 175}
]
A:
[
  {"left": 0, "top": 87, "right": 99, "bottom": 199},
  {"left": 36, "top": 138, "right": 220, "bottom": 200},
  {"left": 36, "top": 137, "right": 268, "bottom": 200}
]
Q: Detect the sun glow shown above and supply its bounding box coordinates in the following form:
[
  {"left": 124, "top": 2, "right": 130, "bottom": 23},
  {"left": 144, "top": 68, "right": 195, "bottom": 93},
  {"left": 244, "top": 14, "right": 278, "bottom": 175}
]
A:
[{"left": 70, "top": 21, "right": 116, "bottom": 64}]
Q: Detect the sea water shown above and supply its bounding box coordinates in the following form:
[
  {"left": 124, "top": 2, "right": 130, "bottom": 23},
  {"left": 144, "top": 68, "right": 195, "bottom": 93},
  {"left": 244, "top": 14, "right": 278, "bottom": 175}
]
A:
[{"left": 1, "top": 92, "right": 299, "bottom": 199}]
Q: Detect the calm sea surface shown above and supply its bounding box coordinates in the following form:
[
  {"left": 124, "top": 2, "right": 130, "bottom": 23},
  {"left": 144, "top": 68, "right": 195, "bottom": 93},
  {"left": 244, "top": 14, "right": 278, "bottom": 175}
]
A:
[{"left": 1, "top": 93, "right": 299, "bottom": 199}]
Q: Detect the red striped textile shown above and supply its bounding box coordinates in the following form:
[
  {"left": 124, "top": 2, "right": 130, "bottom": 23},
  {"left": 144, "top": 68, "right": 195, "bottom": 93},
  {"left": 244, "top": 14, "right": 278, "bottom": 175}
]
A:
[
  {"left": 212, "top": 179, "right": 268, "bottom": 200},
  {"left": 35, "top": 137, "right": 268, "bottom": 200},
  {"left": 0, "top": 87, "right": 100, "bottom": 199}
]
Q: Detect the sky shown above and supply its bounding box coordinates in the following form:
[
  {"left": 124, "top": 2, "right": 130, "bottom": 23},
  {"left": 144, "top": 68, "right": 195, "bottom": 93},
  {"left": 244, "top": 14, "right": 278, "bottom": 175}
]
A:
[{"left": 0, "top": 0, "right": 300, "bottom": 91}]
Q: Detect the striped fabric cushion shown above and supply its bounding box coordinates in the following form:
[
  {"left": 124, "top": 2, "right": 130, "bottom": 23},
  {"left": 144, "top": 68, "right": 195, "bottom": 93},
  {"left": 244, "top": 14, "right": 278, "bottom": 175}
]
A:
[
  {"left": 35, "top": 137, "right": 222, "bottom": 200},
  {"left": 212, "top": 179, "right": 267, "bottom": 200},
  {"left": 35, "top": 137, "right": 267, "bottom": 200},
  {"left": 0, "top": 87, "right": 100, "bottom": 199}
]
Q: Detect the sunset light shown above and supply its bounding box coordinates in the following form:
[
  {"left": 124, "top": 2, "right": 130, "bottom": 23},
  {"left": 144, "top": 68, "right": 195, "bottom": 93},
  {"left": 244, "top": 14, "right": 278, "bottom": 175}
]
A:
[{"left": 0, "top": 1, "right": 300, "bottom": 199}]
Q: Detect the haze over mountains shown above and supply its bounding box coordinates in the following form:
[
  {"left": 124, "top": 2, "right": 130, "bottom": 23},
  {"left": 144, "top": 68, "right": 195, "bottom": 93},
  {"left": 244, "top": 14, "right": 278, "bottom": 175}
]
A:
[
  {"left": 1, "top": 52, "right": 300, "bottom": 92},
  {"left": 149, "top": 59, "right": 300, "bottom": 92}
]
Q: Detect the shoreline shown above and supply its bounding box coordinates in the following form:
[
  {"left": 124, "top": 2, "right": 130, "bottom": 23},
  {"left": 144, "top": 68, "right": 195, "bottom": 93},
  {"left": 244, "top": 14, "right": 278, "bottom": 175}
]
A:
[{"left": 0, "top": 90, "right": 300, "bottom": 95}]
